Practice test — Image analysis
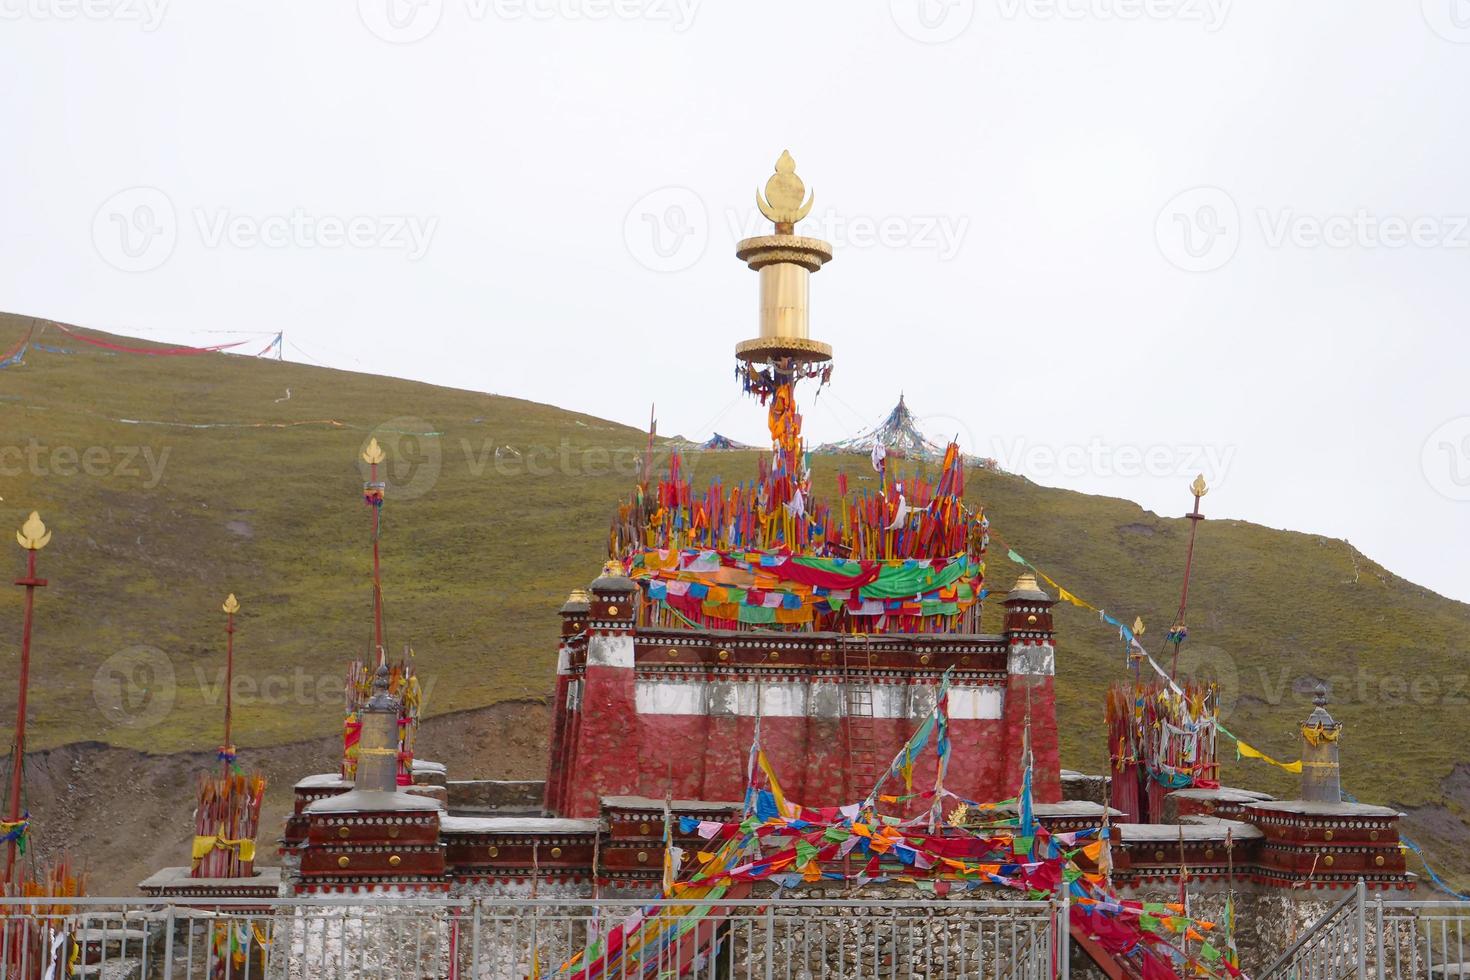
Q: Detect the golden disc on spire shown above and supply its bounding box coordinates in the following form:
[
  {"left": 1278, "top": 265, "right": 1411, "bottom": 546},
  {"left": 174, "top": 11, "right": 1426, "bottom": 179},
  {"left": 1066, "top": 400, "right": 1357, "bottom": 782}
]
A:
[
  {"left": 222, "top": 593, "right": 241, "bottom": 615},
  {"left": 361, "top": 437, "right": 386, "bottom": 465},
  {"left": 756, "top": 150, "right": 815, "bottom": 230},
  {"left": 16, "top": 511, "right": 51, "bottom": 551}
]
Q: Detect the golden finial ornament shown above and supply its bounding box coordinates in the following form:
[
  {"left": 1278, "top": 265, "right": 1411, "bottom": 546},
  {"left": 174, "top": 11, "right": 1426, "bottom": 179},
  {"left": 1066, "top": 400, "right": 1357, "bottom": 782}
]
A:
[
  {"left": 16, "top": 512, "right": 51, "bottom": 551},
  {"left": 756, "top": 150, "right": 815, "bottom": 231},
  {"left": 1133, "top": 616, "right": 1146, "bottom": 636},
  {"left": 946, "top": 802, "right": 970, "bottom": 828},
  {"left": 361, "top": 437, "right": 386, "bottom": 465},
  {"left": 222, "top": 593, "right": 241, "bottom": 615},
  {"left": 1191, "top": 474, "right": 1209, "bottom": 498}
]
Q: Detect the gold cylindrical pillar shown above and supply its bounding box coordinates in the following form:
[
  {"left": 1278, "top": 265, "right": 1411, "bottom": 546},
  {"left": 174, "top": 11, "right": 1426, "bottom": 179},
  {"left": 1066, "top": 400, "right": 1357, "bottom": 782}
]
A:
[{"left": 758, "top": 263, "right": 810, "bottom": 342}]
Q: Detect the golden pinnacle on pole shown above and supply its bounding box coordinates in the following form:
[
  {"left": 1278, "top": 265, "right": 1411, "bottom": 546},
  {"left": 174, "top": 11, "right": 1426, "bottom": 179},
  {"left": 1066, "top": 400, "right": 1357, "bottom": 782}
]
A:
[
  {"left": 755, "top": 150, "right": 815, "bottom": 231},
  {"left": 1190, "top": 474, "right": 1209, "bottom": 499},
  {"left": 1132, "top": 616, "right": 1145, "bottom": 636},
  {"left": 222, "top": 593, "right": 241, "bottom": 615},
  {"left": 361, "top": 437, "right": 386, "bottom": 465},
  {"left": 16, "top": 512, "right": 51, "bottom": 551}
]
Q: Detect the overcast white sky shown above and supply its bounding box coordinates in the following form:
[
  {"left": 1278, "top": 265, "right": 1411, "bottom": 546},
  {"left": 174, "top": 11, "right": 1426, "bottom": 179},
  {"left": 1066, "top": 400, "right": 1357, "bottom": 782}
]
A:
[{"left": 3, "top": 0, "right": 1469, "bottom": 604}]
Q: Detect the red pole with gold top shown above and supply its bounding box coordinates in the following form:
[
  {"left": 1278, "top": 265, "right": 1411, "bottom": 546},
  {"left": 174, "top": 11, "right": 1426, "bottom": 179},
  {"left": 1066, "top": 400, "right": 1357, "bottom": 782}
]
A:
[
  {"left": 362, "top": 437, "right": 387, "bottom": 664},
  {"left": 220, "top": 593, "right": 240, "bottom": 781},
  {"left": 5, "top": 512, "right": 50, "bottom": 888}
]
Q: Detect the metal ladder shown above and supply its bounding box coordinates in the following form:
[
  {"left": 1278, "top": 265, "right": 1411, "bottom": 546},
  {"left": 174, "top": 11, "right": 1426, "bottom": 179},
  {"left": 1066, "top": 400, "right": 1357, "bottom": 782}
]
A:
[{"left": 842, "top": 637, "right": 880, "bottom": 793}]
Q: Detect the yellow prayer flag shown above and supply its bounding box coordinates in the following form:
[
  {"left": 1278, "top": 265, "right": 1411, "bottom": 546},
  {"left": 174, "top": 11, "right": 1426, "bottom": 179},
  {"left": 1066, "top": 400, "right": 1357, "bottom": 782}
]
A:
[{"left": 1235, "top": 739, "right": 1304, "bottom": 774}]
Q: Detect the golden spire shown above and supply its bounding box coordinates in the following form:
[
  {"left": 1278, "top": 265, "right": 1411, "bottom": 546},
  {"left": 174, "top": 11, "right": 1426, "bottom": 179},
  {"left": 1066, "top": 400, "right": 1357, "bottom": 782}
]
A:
[
  {"left": 1013, "top": 572, "right": 1040, "bottom": 593},
  {"left": 222, "top": 593, "right": 241, "bottom": 615},
  {"left": 1133, "top": 616, "right": 1146, "bottom": 636},
  {"left": 16, "top": 512, "right": 51, "bottom": 551},
  {"left": 361, "top": 437, "right": 386, "bottom": 465},
  {"left": 1191, "top": 473, "right": 1209, "bottom": 498},
  {"left": 735, "top": 151, "right": 834, "bottom": 367},
  {"left": 756, "top": 150, "right": 815, "bottom": 232}
]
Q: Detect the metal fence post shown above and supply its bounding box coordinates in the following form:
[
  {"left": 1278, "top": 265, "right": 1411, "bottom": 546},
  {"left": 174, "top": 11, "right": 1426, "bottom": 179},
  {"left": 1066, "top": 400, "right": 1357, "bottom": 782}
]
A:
[
  {"left": 1354, "top": 879, "right": 1367, "bottom": 980},
  {"left": 162, "top": 904, "right": 176, "bottom": 979},
  {"left": 470, "top": 899, "right": 482, "bottom": 980},
  {"left": 1059, "top": 890, "right": 1070, "bottom": 980},
  {"left": 1374, "top": 892, "right": 1386, "bottom": 980},
  {"left": 763, "top": 904, "right": 775, "bottom": 980}
]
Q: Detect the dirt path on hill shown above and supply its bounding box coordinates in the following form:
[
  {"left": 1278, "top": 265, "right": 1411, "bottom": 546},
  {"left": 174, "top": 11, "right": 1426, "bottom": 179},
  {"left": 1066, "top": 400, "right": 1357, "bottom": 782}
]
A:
[{"left": 14, "top": 701, "right": 549, "bottom": 896}]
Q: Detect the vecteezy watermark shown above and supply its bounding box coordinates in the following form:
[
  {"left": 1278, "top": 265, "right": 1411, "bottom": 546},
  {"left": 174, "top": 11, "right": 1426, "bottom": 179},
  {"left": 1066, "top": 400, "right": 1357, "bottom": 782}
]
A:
[
  {"left": 358, "top": 0, "right": 445, "bottom": 43},
  {"left": 624, "top": 187, "right": 970, "bottom": 272},
  {"left": 1257, "top": 209, "right": 1470, "bottom": 251},
  {"left": 988, "top": 436, "right": 1237, "bottom": 486},
  {"left": 994, "top": 0, "right": 1230, "bottom": 30},
  {"left": 92, "top": 186, "right": 438, "bottom": 273},
  {"left": 358, "top": 0, "right": 697, "bottom": 43},
  {"left": 0, "top": 0, "right": 168, "bottom": 29},
  {"left": 463, "top": 437, "right": 651, "bottom": 479},
  {"left": 1157, "top": 186, "right": 1470, "bottom": 272},
  {"left": 0, "top": 439, "right": 170, "bottom": 489},
  {"left": 192, "top": 666, "right": 439, "bottom": 710},
  {"left": 1253, "top": 665, "right": 1470, "bottom": 710},
  {"left": 1155, "top": 186, "right": 1240, "bottom": 273},
  {"left": 890, "top": 0, "right": 975, "bottom": 43},
  {"left": 724, "top": 208, "right": 971, "bottom": 262},
  {"left": 1423, "top": 416, "right": 1470, "bottom": 502},
  {"left": 92, "top": 645, "right": 177, "bottom": 730},
  {"left": 624, "top": 187, "right": 709, "bottom": 273},
  {"left": 360, "top": 418, "right": 443, "bottom": 502},
  {"left": 1421, "top": 0, "right": 1470, "bottom": 43},
  {"left": 92, "top": 187, "right": 178, "bottom": 274}
]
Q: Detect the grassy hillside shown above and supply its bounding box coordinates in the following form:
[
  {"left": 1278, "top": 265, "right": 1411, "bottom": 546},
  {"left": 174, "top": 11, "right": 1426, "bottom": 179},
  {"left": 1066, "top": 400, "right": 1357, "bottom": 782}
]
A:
[{"left": 2, "top": 313, "right": 1468, "bottom": 876}]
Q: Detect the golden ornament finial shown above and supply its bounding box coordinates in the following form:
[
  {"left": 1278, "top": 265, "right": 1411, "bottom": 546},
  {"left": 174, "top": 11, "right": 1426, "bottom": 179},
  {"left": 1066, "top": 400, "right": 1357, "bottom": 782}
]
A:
[
  {"left": 222, "top": 593, "right": 240, "bottom": 615},
  {"left": 756, "top": 150, "right": 815, "bottom": 230},
  {"left": 946, "top": 802, "right": 970, "bottom": 828},
  {"left": 361, "top": 437, "right": 386, "bottom": 465},
  {"left": 1191, "top": 474, "right": 1209, "bottom": 498},
  {"left": 16, "top": 511, "right": 51, "bottom": 551},
  {"left": 1133, "top": 616, "right": 1146, "bottom": 636}
]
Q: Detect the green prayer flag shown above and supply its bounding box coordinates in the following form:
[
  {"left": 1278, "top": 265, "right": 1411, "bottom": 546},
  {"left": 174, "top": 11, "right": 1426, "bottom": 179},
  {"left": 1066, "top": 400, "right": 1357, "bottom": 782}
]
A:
[
  {"left": 1200, "top": 943, "right": 1221, "bottom": 962},
  {"left": 1013, "top": 836, "right": 1034, "bottom": 856},
  {"left": 1006, "top": 549, "right": 1026, "bottom": 565},
  {"left": 795, "top": 841, "right": 819, "bottom": 866},
  {"left": 1139, "top": 913, "right": 1161, "bottom": 932}
]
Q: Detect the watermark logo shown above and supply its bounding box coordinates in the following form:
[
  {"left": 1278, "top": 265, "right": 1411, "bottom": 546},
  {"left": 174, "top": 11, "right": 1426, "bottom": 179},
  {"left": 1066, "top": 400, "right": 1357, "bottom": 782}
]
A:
[
  {"left": 358, "top": 0, "right": 445, "bottom": 42},
  {"left": 989, "top": 436, "right": 1236, "bottom": 487},
  {"left": 1155, "top": 186, "right": 1239, "bottom": 273},
  {"left": 0, "top": 439, "right": 170, "bottom": 489},
  {"left": 890, "top": 0, "right": 975, "bottom": 43},
  {"left": 360, "top": 418, "right": 443, "bottom": 501},
  {"left": 92, "top": 186, "right": 178, "bottom": 274},
  {"left": 1257, "top": 209, "right": 1470, "bottom": 251},
  {"left": 725, "top": 208, "right": 971, "bottom": 262},
  {"left": 1171, "top": 643, "right": 1240, "bottom": 721},
  {"left": 92, "top": 645, "right": 176, "bottom": 730},
  {"left": 624, "top": 187, "right": 708, "bottom": 273},
  {"left": 0, "top": 0, "right": 169, "bottom": 30},
  {"left": 92, "top": 189, "right": 438, "bottom": 272},
  {"left": 1423, "top": 416, "right": 1470, "bottom": 502},
  {"left": 994, "top": 0, "right": 1230, "bottom": 31},
  {"left": 1422, "top": 0, "right": 1470, "bottom": 43}
]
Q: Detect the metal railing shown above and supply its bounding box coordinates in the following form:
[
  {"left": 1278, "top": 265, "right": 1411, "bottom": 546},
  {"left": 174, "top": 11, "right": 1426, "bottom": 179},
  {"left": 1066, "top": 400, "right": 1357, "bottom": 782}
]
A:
[
  {"left": 0, "top": 895, "right": 1067, "bottom": 979},
  {"left": 1263, "top": 881, "right": 1470, "bottom": 979}
]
